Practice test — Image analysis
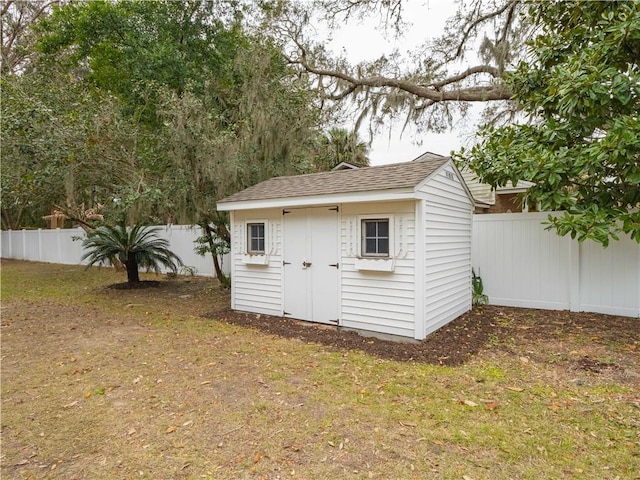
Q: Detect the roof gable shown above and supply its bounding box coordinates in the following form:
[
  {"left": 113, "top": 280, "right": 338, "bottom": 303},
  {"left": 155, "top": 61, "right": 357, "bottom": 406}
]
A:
[
  {"left": 331, "top": 161, "right": 361, "bottom": 171},
  {"left": 218, "top": 154, "right": 449, "bottom": 205}
]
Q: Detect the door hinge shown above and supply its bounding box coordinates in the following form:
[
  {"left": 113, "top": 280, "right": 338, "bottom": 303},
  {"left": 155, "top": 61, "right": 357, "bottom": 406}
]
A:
[
  {"left": 329, "top": 319, "right": 339, "bottom": 324},
  {"left": 283, "top": 261, "right": 291, "bottom": 265},
  {"left": 329, "top": 263, "right": 339, "bottom": 268},
  {"left": 283, "top": 311, "right": 291, "bottom": 316},
  {"left": 283, "top": 209, "right": 290, "bottom": 215},
  {"left": 329, "top": 206, "right": 339, "bottom": 212}
]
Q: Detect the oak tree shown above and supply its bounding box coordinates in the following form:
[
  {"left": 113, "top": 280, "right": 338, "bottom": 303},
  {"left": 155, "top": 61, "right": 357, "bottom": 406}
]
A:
[
  {"left": 277, "top": 0, "right": 639, "bottom": 244},
  {"left": 19, "top": 0, "right": 331, "bottom": 282}
]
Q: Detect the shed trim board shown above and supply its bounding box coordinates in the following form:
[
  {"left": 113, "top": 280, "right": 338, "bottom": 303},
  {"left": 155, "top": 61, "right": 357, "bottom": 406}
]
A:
[
  {"left": 414, "top": 197, "right": 426, "bottom": 339},
  {"left": 218, "top": 156, "right": 474, "bottom": 340}
]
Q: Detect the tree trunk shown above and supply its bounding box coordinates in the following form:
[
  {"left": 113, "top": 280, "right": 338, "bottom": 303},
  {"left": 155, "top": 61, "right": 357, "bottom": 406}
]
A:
[
  {"left": 201, "top": 222, "right": 230, "bottom": 288},
  {"left": 1, "top": 208, "right": 17, "bottom": 230},
  {"left": 212, "top": 254, "right": 229, "bottom": 288},
  {"left": 125, "top": 255, "right": 140, "bottom": 284}
]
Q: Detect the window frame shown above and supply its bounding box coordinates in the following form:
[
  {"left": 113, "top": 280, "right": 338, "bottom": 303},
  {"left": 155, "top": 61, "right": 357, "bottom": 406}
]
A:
[
  {"left": 246, "top": 221, "right": 266, "bottom": 255},
  {"left": 360, "top": 217, "right": 391, "bottom": 258}
]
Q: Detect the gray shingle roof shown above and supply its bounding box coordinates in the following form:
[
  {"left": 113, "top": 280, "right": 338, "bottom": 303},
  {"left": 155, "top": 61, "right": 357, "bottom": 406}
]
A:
[{"left": 218, "top": 154, "right": 449, "bottom": 204}]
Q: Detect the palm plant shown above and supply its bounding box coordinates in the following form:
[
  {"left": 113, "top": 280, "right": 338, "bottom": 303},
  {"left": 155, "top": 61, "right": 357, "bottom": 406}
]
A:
[
  {"left": 82, "top": 224, "right": 183, "bottom": 284},
  {"left": 315, "top": 128, "right": 370, "bottom": 170}
]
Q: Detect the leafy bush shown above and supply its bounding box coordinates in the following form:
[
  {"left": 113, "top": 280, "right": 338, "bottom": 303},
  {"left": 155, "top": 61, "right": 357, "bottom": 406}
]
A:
[{"left": 472, "top": 268, "right": 489, "bottom": 306}]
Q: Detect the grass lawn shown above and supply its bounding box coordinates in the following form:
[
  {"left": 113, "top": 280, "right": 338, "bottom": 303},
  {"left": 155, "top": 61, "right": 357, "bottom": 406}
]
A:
[{"left": 1, "top": 259, "right": 638, "bottom": 479}]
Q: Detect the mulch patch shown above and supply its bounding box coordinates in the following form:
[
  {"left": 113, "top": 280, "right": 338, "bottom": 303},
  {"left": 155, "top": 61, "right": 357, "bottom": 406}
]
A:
[
  {"left": 574, "top": 357, "right": 621, "bottom": 373},
  {"left": 208, "top": 305, "right": 639, "bottom": 366},
  {"left": 108, "top": 280, "right": 163, "bottom": 289}
]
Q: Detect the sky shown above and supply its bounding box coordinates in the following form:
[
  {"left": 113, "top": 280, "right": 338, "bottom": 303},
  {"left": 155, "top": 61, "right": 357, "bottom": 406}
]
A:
[{"left": 321, "top": 0, "right": 480, "bottom": 165}]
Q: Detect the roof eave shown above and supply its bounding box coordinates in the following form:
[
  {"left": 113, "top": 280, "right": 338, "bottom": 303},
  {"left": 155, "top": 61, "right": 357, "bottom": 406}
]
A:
[
  {"left": 217, "top": 188, "right": 416, "bottom": 211},
  {"left": 496, "top": 187, "right": 530, "bottom": 194}
]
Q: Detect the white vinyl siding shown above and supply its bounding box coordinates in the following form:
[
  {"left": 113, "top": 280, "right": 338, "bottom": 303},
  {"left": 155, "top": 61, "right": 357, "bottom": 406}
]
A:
[
  {"left": 223, "top": 159, "right": 474, "bottom": 340},
  {"left": 340, "top": 201, "right": 416, "bottom": 337},
  {"left": 231, "top": 209, "right": 283, "bottom": 316},
  {"left": 420, "top": 164, "right": 473, "bottom": 336}
]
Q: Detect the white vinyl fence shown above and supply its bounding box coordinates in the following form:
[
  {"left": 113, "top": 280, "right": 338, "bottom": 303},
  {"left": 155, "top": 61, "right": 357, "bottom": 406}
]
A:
[
  {"left": 2, "top": 215, "right": 639, "bottom": 317},
  {"left": 472, "top": 213, "right": 640, "bottom": 318},
  {"left": 0, "top": 225, "right": 230, "bottom": 277}
]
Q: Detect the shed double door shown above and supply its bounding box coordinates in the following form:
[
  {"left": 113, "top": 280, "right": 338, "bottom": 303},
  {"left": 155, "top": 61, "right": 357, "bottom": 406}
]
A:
[{"left": 283, "top": 206, "right": 339, "bottom": 324}]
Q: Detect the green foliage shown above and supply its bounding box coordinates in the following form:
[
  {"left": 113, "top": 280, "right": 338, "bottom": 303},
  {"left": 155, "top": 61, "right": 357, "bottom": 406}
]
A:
[
  {"left": 313, "top": 128, "right": 370, "bottom": 171},
  {"left": 36, "top": 0, "right": 245, "bottom": 125},
  {"left": 81, "top": 224, "right": 183, "bottom": 283},
  {"left": 2, "top": 0, "right": 332, "bottom": 234},
  {"left": 194, "top": 221, "right": 231, "bottom": 288},
  {"left": 194, "top": 231, "right": 230, "bottom": 260},
  {"left": 471, "top": 268, "right": 488, "bottom": 306},
  {"left": 0, "top": 66, "right": 153, "bottom": 229},
  {"left": 156, "top": 37, "right": 325, "bottom": 225},
  {"left": 460, "top": 1, "right": 640, "bottom": 246}
]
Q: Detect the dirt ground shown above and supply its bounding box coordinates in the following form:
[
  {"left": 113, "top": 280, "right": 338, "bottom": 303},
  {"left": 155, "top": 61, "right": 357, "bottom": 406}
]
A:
[
  {"left": 88, "top": 268, "right": 638, "bottom": 371},
  {"left": 1, "top": 260, "right": 639, "bottom": 479},
  {"left": 98, "top": 272, "right": 640, "bottom": 371},
  {"left": 213, "top": 304, "right": 639, "bottom": 368}
]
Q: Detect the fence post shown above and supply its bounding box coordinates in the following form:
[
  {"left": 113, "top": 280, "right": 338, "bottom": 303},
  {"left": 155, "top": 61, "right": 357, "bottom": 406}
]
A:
[
  {"left": 38, "top": 229, "right": 43, "bottom": 261},
  {"left": 568, "top": 238, "right": 580, "bottom": 313},
  {"left": 77, "top": 227, "right": 85, "bottom": 265},
  {"left": 21, "top": 229, "right": 27, "bottom": 260},
  {"left": 56, "top": 228, "right": 62, "bottom": 263}
]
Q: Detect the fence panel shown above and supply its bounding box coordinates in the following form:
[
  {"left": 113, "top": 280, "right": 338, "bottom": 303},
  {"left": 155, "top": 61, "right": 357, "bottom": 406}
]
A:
[
  {"left": 10, "top": 230, "right": 25, "bottom": 260},
  {"left": 1, "top": 231, "right": 14, "bottom": 259},
  {"left": 39, "top": 229, "right": 63, "bottom": 264},
  {"left": 3, "top": 218, "right": 638, "bottom": 317},
  {"left": 0, "top": 225, "right": 230, "bottom": 277},
  {"left": 154, "top": 225, "right": 226, "bottom": 276},
  {"left": 578, "top": 233, "right": 640, "bottom": 317},
  {"left": 24, "top": 230, "right": 41, "bottom": 262},
  {"left": 472, "top": 212, "right": 639, "bottom": 317}
]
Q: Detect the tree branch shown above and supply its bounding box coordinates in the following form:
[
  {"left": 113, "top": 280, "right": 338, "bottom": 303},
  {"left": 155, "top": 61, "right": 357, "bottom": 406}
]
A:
[
  {"left": 1, "top": 0, "right": 15, "bottom": 18},
  {"left": 454, "top": 0, "right": 521, "bottom": 59},
  {"left": 286, "top": 16, "right": 512, "bottom": 105},
  {"left": 325, "top": 82, "right": 359, "bottom": 101},
  {"left": 499, "top": 2, "right": 517, "bottom": 46},
  {"left": 430, "top": 65, "right": 501, "bottom": 89},
  {"left": 322, "top": 0, "right": 404, "bottom": 30},
  {"left": 292, "top": 55, "right": 512, "bottom": 103},
  {"left": 1, "top": 0, "right": 59, "bottom": 74}
]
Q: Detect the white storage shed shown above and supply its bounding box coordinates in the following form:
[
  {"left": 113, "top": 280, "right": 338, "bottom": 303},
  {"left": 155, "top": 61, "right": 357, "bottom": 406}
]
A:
[{"left": 216, "top": 153, "right": 475, "bottom": 340}]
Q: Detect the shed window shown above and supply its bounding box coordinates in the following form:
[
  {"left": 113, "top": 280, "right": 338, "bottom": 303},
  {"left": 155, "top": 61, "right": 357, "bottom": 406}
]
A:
[
  {"left": 247, "top": 223, "right": 265, "bottom": 254},
  {"left": 361, "top": 219, "right": 389, "bottom": 257}
]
